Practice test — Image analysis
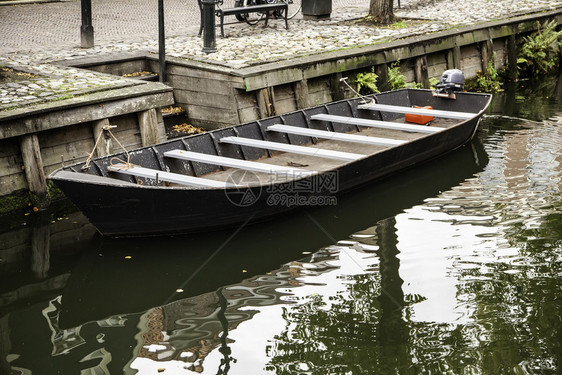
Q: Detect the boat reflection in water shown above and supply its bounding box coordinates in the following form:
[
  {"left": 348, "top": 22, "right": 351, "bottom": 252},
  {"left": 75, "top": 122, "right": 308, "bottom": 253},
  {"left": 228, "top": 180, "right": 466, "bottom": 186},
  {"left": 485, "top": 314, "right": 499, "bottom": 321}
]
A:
[{"left": 2, "top": 138, "right": 487, "bottom": 374}]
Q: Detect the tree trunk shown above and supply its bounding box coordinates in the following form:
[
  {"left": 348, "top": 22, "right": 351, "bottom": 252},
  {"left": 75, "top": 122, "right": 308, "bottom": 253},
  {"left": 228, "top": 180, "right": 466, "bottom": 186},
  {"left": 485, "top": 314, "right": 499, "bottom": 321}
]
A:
[{"left": 369, "top": 0, "right": 395, "bottom": 24}]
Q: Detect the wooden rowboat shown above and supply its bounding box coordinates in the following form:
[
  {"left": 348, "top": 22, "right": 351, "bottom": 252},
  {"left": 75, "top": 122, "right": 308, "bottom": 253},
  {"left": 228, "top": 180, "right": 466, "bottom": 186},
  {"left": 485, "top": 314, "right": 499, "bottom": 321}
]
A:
[{"left": 49, "top": 88, "right": 492, "bottom": 237}]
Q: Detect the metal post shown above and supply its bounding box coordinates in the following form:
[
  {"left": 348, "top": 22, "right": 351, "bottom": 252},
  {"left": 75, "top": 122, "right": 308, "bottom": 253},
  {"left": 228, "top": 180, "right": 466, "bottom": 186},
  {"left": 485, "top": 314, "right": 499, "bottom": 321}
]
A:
[
  {"left": 80, "top": 0, "right": 94, "bottom": 48},
  {"left": 158, "top": 0, "right": 167, "bottom": 82},
  {"left": 201, "top": 0, "right": 217, "bottom": 53}
]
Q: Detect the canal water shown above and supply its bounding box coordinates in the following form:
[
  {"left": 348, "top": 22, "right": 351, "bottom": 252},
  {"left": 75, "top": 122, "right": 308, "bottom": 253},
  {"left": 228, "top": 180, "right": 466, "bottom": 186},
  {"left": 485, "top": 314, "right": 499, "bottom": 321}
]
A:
[{"left": 1, "top": 76, "right": 561, "bottom": 374}]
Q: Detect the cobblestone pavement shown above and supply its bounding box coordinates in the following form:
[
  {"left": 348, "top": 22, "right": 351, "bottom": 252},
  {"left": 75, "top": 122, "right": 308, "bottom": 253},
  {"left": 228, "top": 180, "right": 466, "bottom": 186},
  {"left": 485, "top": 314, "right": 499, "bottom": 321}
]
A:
[
  {"left": 1, "top": 0, "right": 561, "bottom": 110},
  {"left": 0, "top": 0, "right": 369, "bottom": 54}
]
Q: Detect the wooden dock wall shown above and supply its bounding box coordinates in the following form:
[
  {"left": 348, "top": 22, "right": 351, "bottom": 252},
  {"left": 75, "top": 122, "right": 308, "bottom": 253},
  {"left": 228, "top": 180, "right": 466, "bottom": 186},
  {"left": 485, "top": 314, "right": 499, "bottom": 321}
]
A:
[
  {"left": 0, "top": 82, "right": 174, "bottom": 207},
  {"left": 166, "top": 9, "right": 562, "bottom": 130}
]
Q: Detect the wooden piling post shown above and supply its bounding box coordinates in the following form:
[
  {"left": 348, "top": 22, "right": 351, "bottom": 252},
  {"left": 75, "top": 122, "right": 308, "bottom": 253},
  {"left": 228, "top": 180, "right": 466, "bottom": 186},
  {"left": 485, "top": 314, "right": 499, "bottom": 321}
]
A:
[
  {"left": 452, "top": 45, "right": 462, "bottom": 69},
  {"left": 138, "top": 109, "right": 161, "bottom": 147},
  {"left": 376, "top": 63, "right": 390, "bottom": 92},
  {"left": 295, "top": 79, "right": 310, "bottom": 110},
  {"left": 92, "top": 118, "right": 113, "bottom": 157},
  {"left": 19, "top": 134, "right": 48, "bottom": 204},
  {"left": 414, "top": 56, "right": 430, "bottom": 89},
  {"left": 446, "top": 49, "right": 455, "bottom": 70},
  {"left": 507, "top": 34, "right": 519, "bottom": 80},
  {"left": 330, "top": 73, "right": 345, "bottom": 101},
  {"left": 257, "top": 88, "right": 276, "bottom": 118},
  {"left": 481, "top": 39, "right": 494, "bottom": 73}
]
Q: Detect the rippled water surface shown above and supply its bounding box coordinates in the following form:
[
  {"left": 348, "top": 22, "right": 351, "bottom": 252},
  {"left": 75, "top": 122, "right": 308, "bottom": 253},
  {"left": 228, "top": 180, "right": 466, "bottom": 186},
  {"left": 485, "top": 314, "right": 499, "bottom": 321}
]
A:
[{"left": 1, "top": 78, "right": 561, "bottom": 374}]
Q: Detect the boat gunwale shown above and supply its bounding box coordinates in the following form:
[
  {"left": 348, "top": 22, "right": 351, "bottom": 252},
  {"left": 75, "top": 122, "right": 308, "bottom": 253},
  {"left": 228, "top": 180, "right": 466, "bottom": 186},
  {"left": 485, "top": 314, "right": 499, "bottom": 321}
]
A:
[{"left": 48, "top": 89, "right": 491, "bottom": 191}]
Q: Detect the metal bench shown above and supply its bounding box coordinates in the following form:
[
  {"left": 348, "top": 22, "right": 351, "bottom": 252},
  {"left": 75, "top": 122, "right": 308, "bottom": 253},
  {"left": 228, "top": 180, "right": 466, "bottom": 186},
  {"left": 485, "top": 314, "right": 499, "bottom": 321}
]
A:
[
  {"left": 219, "top": 136, "right": 364, "bottom": 161},
  {"left": 267, "top": 124, "right": 406, "bottom": 147},
  {"left": 310, "top": 114, "right": 445, "bottom": 134},
  {"left": 164, "top": 149, "right": 316, "bottom": 176},
  {"left": 108, "top": 163, "right": 236, "bottom": 188},
  {"left": 198, "top": 0, "right": 289, "bottom": 38},
  {"left": 357, "top": 103, "right": 474, "bottom": 120}
]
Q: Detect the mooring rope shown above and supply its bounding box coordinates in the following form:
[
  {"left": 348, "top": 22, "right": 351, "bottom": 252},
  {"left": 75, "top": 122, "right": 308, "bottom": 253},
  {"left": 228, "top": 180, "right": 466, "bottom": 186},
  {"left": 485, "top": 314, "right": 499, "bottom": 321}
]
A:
[
  {"left": 340, "top": 76, "right": 377, "bottom": 105},
  {"left": 82, "top": 125, "right": 133, "bottom": 170}
]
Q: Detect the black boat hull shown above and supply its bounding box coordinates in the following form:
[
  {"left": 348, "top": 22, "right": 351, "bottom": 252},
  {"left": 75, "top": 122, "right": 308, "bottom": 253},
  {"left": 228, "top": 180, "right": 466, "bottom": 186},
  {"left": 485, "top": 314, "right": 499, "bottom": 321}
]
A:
[{"left": 50, "top": 89, "right": 492, "bottom": 236}]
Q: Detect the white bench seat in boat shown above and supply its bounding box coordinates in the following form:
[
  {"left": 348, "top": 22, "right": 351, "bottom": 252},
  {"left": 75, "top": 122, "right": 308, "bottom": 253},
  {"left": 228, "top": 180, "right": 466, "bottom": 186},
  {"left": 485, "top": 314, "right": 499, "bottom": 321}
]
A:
[
  {"left": 267, "top": 124, "right": 405, "bottom": 147},
  {"left": 357, "top": 103, "right": 474, "bottom": 120},
  {"left": 164, "top": 149, "right": 316, "bottom": 176},
  {"left": 219, "top": 136, "right": 364, "bottom": 162},
  {"left": 310, "top": 113, "right": 445, "bottom": 134},
  {"left": 108, "top": 163, "right": 236, "bottom": 188}
]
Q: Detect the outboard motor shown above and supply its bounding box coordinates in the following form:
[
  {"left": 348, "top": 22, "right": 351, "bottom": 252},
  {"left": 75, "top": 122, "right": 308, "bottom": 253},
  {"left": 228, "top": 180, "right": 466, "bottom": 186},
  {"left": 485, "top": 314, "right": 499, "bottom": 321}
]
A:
[{"left": 433, "top": 69, "right": 465, "bottom": 99}]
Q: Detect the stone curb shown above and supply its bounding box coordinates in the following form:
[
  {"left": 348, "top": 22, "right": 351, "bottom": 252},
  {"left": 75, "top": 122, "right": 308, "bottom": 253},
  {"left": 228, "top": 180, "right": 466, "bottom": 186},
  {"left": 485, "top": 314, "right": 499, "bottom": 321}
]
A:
[
  {"left": 0, "top": 0, "right": 60, "bottom": 6},
  {"left": 1, "top": 0, "right": 562, "bottom": 113}
]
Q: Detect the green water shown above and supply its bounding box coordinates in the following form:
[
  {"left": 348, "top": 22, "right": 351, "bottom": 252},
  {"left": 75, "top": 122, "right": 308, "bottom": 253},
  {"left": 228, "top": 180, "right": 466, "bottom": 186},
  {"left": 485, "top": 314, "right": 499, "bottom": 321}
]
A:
[{"left": 1, "top": 77, "right": 561, "bottom": 374}]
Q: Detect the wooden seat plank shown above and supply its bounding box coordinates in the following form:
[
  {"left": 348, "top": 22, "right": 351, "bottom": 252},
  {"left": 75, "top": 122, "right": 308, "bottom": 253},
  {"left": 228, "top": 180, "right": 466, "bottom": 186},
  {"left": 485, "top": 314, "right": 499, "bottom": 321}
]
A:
[
  {"left": 219, "top": 136, "right": 364, "bottom": 162},
  {"left": 108, "top": 164, "right": 235, "bottom": 188},
  {"left": 267, "top": 124, "right": 406, "bottom": 147},
  {"left": 311, "top": 113, "right": 445, "bottom": 134},
  {"left": 164, "top": 149, "right": 316, "bottom": 176},
  {"left": 357, "top": 103, "right": 474, "bottom": 120}
]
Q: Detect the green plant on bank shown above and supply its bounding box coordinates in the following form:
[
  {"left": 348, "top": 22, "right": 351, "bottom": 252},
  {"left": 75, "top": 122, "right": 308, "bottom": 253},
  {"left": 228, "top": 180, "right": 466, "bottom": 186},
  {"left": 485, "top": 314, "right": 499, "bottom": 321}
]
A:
[
  {"left": 387, "top": 61, "right": 406, "bottom": 90},
  {"left": 356, "top": 68, "right": 379, "bottom": 94},
  {"left": 465, "top": 55, "right": 502, "bottom": 92},
  {"left": 0, "top": 180, "right": 63, "bottom": 215},
  {"left": 0, "top": 190, "right": 34, "bottom": 215},
  {"left": 387, "top": 61, "right": 424, "bottom": 90},
  {"left": 517, "top": 20, "right": 562, "bottom": 77},
  {"left": 355, "top": 62, "right": 433, "bottom": 95},
  {"left": 429, "top": 77, "right": 439, "bottom": 89}
]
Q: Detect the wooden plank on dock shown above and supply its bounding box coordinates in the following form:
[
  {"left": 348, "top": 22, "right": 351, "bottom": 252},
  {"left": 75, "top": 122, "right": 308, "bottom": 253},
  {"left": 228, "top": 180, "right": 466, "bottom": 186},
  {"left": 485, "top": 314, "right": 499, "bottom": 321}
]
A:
[
  {"left": 108, "top": 163, "right": 235, "bottom": 188},
  {"left": 311, "top": 114, "right": 445, "bottom": 133},
  {"left": 267, "top": 124, "right": 405, "bottom": 147},
  {"left": 357, "top": 103, "right": 474, "bottom": 120},
  {"left": 164, "top": 149, "right": 316, "bottom": 176},
  {"left": 219, "top": 136, "right": 363, "bottom": 161}
]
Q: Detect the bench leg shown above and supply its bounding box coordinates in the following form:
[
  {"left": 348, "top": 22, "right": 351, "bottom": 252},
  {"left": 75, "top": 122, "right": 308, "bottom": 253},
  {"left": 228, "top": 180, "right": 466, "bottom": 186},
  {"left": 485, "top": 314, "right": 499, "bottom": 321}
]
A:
[
  {"left": 263, "top": 11, "right": 269, "bottom": 28},
  {"left": 220, "top": 14, "right": 225, "bottom": 37},
  {"left": 284, "top": 7, "right": 288, "bottom": 29}
]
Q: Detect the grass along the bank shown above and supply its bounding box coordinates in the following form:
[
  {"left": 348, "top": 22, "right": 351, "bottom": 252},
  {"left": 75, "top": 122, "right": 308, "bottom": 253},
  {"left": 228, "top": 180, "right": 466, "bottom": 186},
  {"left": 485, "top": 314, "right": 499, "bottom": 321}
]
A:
[{"left": 517, "top": 20, "right": 562, "bottom": 77}]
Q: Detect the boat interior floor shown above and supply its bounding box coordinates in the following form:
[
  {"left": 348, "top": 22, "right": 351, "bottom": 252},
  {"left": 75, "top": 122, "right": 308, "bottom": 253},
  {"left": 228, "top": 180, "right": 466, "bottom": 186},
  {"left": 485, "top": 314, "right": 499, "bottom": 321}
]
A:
[{"left": 191, "top": 117, "right": 458, "bottom": 187}]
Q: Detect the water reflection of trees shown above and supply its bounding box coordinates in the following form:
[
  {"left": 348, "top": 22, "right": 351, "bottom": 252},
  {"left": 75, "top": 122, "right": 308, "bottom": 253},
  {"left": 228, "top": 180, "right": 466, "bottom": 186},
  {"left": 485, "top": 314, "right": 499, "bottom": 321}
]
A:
[
  {"left": 473, "top": 207, "right": 562, "bottom": 373},
  {"left": 265, "top": 220, "right": 561, "bottom": 374},
  {"left": 266, "top": 218, "right": 411, "bottom": 374},
  {"left": 420, "top": 109, "right": 562, "bottom": 374},
  {"left": 266, "top": 118, "right": 562, "bottom": 374}
]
